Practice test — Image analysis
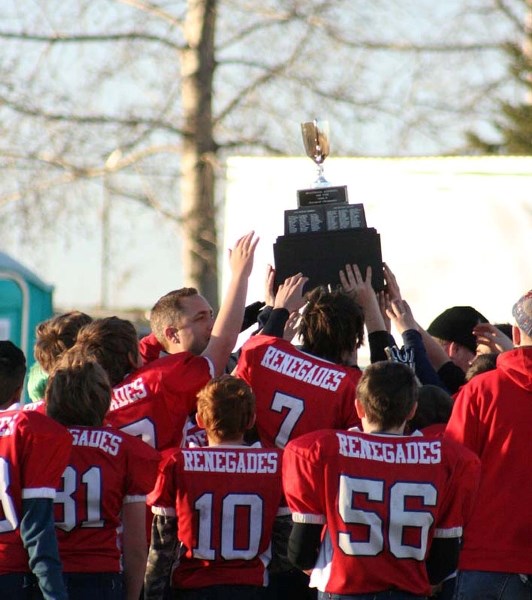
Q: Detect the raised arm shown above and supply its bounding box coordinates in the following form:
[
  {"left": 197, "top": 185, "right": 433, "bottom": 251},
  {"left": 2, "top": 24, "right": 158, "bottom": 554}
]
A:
[
  {"left": 202, "top": 232, "right": 258, "bottom": 375},
  {"left": 340, "top": 263, "right": 393, "bottom": 362},
  {"left": 339, "top": 264, "right": 385, "bottom": 333}
]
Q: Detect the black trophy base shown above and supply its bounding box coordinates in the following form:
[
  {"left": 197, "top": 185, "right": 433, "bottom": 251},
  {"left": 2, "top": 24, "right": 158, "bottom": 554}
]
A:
[
  {"left": 273, "top": 227, "right": 384, "bottom": 293},
  {"left": 297, "top": 185, "right": 348, "bottom": 207}
]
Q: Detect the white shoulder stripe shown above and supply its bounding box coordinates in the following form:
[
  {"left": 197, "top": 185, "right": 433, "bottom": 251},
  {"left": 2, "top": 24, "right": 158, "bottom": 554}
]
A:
[
  {"left": 291, "top": 512, "right": 326, "bottom": 525},
  {"left": 434, "top": 526, "right": 463, "bottom": 538},
  {"left": 22, "top": 487, "right": 57, "bottom": 500},
  {"left": 123, "top": 494, "right": 146, "bottom": 504},
  {"left": 151, "top": 506, "right": 176, "bottom": 517}
]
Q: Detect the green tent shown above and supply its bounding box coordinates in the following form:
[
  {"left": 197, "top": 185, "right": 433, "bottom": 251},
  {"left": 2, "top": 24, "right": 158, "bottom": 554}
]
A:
[{"left": 0, "top": 252, "right": 54, "bottom": 372}]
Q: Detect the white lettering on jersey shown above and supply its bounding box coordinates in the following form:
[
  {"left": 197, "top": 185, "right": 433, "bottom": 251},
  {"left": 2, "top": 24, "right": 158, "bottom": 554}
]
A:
[
  {"left": 110, "top": 377, "right": 148, "bottom": 410},
  {"left": 336, "top": 432, "right": 442, "bottom": 464},
  {"left": 69, "top": 428, "right": 123, "bottom": 456},
  {"left": 260, "top": 347, "right": 345, "bottom": 392},
  {"left": 182, "top": 450, "right": 279, "bottom": 474}
]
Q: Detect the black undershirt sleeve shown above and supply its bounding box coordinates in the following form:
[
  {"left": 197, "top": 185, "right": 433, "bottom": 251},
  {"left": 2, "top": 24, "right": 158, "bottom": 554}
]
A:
[
  {"left": 287, "top": 522, "right": 323, "bottom": 571},
  {"left": 426, "top": 537, "right": 460, "bottom": 585}
]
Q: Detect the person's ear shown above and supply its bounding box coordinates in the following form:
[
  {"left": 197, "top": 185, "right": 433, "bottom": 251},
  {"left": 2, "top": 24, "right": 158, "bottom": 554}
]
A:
[
  {"left": 195, "top": 412, "right": 205, "bottom": 429},
  {"left": 512, "top": 325, "right": 521, "bottom": 346},
  {"left": 406, "top": 401, "right": 418, "bottom": 422},
  {"left": 355, "top": 397, "right": 366, "bottom": 420},
  {"left": 164, "top": 326, "right": 179, "bottom": 344},
  {"left": 448, "top": 341, "right": 459, "bottom": 358},
  {"left": 127, "top": 351, "right": 140, "bottom": 369},
  {"left": 246, "top": 413, "right": 257, "bottom": 430}
]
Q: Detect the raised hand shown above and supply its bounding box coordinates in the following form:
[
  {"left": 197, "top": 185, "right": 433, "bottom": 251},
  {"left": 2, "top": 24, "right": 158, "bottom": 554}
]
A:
[
  {"left": 383, "top": 262, "right": 402, "bottom": 302},
  {"left": 273, "top": 273, "right": 308, "bottom": 314},
  {"left": 473, "top": 323, "right": 513, "bottom": 354},
  {"left": 339, "top": 263, "right": 373, "bottom": 307},
  {"left": 228, "top": 231, "right": 259, "bottom": 278},
  {"left": 385, "top": 298, "right": 418, "bottom": 335}
]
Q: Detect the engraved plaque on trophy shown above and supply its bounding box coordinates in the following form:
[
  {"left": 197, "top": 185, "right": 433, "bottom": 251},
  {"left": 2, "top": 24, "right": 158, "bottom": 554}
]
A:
[
  {"left": 284, "top": 203, "right": 367, "bottom": 235},
  {"left": 298, "top": 119, "right": 348, "bottom": 207}
]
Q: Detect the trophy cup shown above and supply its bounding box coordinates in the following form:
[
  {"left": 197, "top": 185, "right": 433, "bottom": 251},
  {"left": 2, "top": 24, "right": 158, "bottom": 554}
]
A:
[
  {"left": 297, "top": 118, "right": 348, "bottom": 207},
  {"left": 301, "top": 119, "right": 331, "bottom": 187}
]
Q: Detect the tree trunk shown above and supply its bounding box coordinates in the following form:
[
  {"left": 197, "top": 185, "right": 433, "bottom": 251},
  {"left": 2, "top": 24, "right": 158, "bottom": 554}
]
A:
[
  {"left": 180, "top": 0, "right": 219, "bottom": 308},
  {"left": 525, "top": 0, "right": 532, "bottom": 103}
]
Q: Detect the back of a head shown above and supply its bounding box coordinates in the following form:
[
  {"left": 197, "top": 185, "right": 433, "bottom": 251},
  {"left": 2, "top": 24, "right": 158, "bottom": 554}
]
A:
[
  {"left": 427, "top": 306, "right": 488, "bottom": 353},
  {"left": 150, "top": 288, "right": 198, "bottom": 347},
  {"left": 196, "top": 375, "right": 255, "bottom": 442},
  {"left": 356, "top": 361, "right": 418, "bottom": 431},
  {"left": 512, "top": 290, "right": 532, "bottom": 345},
  {"left": 409, "top": 384, "right": 453, "bottom": 431},
  {"left": 73, "top": 317, "right": 139, "bottom": 386},
  {"left": 298, "top": 286, "right": 364, "bottom": 365},
  {"left": 0, "top": 341, "right": 27, "bottom": 408},
  {"left": 46, "top": 351, "right": 112, "bottom": 427},
  {"left": 465, "top": 353, "right": 498, "bottom": 382},
  {"left": 34, "top": 311, "right": 93, "bottom": 373}
]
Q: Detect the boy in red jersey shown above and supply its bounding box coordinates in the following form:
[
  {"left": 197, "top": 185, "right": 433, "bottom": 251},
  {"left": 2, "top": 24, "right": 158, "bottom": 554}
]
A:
[
  {"left": 283, "top": 361, "right": 481, "bottom": 600},
  {"left": 0, "top": 341, "right": 71, "bottom": 600},
  {"left": 145, "top": 375, "right": 283, "bottom": 600},
  {"left": 45, "top": 353, "right": 160, "bottom": 600}
]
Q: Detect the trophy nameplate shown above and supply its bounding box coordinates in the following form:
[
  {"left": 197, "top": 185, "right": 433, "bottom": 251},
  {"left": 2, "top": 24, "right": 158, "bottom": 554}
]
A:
[
  {"left": 285, "top": 203, "right": 366, "bottom": 235},
  {"left": 297, "top": 185, "right": 348, "bottom": 207}
]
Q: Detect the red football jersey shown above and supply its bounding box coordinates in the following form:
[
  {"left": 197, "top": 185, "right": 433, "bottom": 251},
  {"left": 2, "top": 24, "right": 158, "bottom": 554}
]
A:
[
  {"left": 283, "top": 429, "right": 480, "bottom": 596},
  {"left": 149, "top": 446, "right": 283, "bottom": 588},
  {"left": 0, "top": 410, "right": 72, "bottom": 575},
  {"left": 106, "top": 352, "right": 213, "bottom": 451},
  {"left": 54, "top": 426, "right": 160, "bottom": 572},
  {"left": 236, "top": 335, "right": 360, "bottom": 448}
]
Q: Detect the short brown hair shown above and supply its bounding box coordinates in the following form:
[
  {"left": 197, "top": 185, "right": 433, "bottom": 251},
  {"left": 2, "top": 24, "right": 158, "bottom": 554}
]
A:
[
  {"left": 150, "top": 288, "right": 198, "bottom": 347},
  {"left": 196, "top": 375, "right": 255, "bottom": 442},
  {"left": 46, "top": 352, "right": 111, "bottom": 427},
  {"left": 72, "top": 317, "right": 138, "bottom": 386},
  {"left": 34, "top": 311, "right": 93, "bottom": 372},
  {"left": 356, "top": 361, "right": 418, "bottom": 430},
  {"left": 299, "top": 287, "right": 364, "bottom": 365}
]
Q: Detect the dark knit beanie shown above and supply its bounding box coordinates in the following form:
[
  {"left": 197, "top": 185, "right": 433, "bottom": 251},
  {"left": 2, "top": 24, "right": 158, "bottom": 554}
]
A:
[{"left": 427, "top": 306, "right": 489, "bottom": 353}]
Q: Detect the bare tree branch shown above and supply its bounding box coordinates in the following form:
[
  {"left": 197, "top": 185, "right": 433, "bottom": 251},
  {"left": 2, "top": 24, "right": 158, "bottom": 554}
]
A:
[
  {"left": 0, "top": 92, "right": 184, "bottom": 135},
  {"left": 0, "top": 30, "right": 183, "bottom": 50},
  {"left": 114, "top": 0, "right": 185, "bottom": 28}
]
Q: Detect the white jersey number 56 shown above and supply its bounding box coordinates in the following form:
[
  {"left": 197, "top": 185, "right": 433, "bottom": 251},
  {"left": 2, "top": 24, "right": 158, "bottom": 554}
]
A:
[{"left": 338, "top": 475, "right": 437, "bottom": 560}]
